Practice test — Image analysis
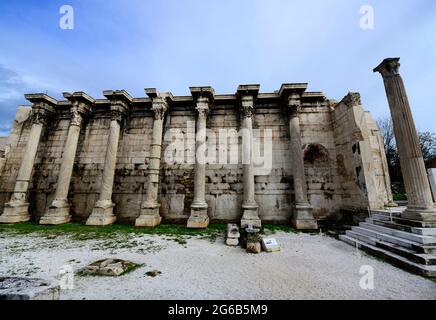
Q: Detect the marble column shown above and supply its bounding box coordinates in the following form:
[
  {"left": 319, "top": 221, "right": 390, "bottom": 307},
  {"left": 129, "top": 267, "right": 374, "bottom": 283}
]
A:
[
  {"left": 238, "top": 85, "right": 261, "bottom": 228},
  {"left": 287, "top": 99, "right": 318, "bottom": 229},
  {"left": 278, "top": 84, "right": 318, "bottom": 230},
  {"left": 374, "top": 58, "right": 436, "bottom": 221},
  {"left": 87, "top": 90, "right": 131, "bottom": 226},
  {"left": 0, "top": 94, "right": 56, "bottom": 224},
  {"left": 187, "top": 87, "right": 214, "bottom": 229},
  {"left": 136, "top": 89, "right": 169, "bottom": 227},
  {"left": 40, "top": 93, "right": 93, "bottom": 225}
]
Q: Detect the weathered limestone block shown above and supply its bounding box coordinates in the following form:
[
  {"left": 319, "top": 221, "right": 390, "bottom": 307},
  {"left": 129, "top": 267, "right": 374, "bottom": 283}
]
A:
[
  {"left": 0, "top": 277, "right": 60, "bottom": 300},
  {"left": 226, "top": 223, "right": 240, "bottom": 246}
]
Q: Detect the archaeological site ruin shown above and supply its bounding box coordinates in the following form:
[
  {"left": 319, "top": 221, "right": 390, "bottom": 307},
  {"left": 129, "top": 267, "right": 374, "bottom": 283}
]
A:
[{"left": 0, "top": 80, "right": 396, "bottom": 229}]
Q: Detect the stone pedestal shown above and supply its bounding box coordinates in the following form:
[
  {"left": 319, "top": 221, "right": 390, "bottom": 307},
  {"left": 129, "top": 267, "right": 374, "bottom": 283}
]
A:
[
  {"left": 41, "top": 93, "right": 93, "bottom": 225},
  {"left": 136, "top": 89, "right": 168, "bottom": 228},
  {"left": 87, "top": 90, "right": 131, "bottom": 226},
  {"left": 238, "top": 86, "right": 262, "bottom": 228},
  {"left": 0, "top": 94, "right": 56, "bottom": 224},
  {"left": 374, "top": 58, "right": 436, "bottom": 222},
  {"left": 187, "top": 87, "right": 214, "bottom": 229}
]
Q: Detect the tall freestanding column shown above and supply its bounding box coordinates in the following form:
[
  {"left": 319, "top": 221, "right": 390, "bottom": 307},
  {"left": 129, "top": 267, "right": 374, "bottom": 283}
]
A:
[
  {"left": 136, "top": 89, "right": 170, "bottom": 227},
  {"left": 0, "top": 94, "right": 57, "bottom": 224},
  {"left": 187, "top": 87, "right": 214, "bottom": 229},
  {"left": 279, "top": 84, "right": 318, "bottom": 230},
  {"left": 40, "top": 92, "right": 94, "bottom": 225},
  {"left": 374, "top": 58, "right": 436, "bottom": 221},
  {"left": 86, "top": 90, "right": 132, "bottom": 226},
  {"left": 238, "top": 85, "right": 262, "bottom": 228}
]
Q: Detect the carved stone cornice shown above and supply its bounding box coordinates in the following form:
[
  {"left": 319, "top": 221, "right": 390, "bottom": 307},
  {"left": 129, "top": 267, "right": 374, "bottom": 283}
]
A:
[
  {"left": 342, "top": 92, "right": 362, "bottom": 108},
  {"left": 373, "top": 57, "right": 401, "bottom": 78},
  {"left": 63, "top": 92, "right": 94, "bottom": 118},
  {"left": 103, "top": 90, "right": 132, "bottom": 119},
  {"left": 25, "top": 93, "right": 57, "bottom": 127}
]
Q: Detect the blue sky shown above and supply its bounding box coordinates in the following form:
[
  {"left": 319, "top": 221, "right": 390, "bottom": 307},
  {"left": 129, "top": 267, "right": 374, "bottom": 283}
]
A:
[{"left": 0, "top": 0, "right": 435, "bottom": 135}]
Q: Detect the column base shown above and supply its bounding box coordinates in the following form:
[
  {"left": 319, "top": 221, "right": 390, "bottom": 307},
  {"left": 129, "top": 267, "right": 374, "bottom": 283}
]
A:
[
  {"left": 135, "top": 206, "right": 162, "bottom": 228},
  {"left": 40, "top": 201, "right": 71, "bottom": 225},
  {"left": 0, "top": 200, "right": 30, "bottom": 224},
  {"left": 241, "top": 203, "right": 261, "bottom": 228},
  {"left": 86, "top": 201, "right": 116, "bottom": 226},
  {"left": 291, "top": 203, "right": 318, "bottom": 230},
  {"left": 401, "top": 206, "right": 436, "bottom": 222},
  {"left": 187, "top": 204, "right": 209, "bottom": 229}
]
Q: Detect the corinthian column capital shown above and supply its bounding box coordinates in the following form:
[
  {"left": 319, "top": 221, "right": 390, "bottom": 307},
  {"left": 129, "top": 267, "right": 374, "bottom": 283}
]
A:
[
  {"left": 374, "top": 57, "right": 401, "bottom": 78},
  {"left": 63, "top": 92, "right": 95, "bottom": 127},
  {"left": 25, "top": 93, "right": 57, "bottom": 127}
]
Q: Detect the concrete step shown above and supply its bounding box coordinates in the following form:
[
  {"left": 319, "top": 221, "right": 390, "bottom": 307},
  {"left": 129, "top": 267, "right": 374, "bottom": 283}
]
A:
[
  {"left": 375, "top": 241, "right": 436, "bottom": 266},
  {"left": 359, "top": 222, "right": 436, "bottom": 245},
  {"left": 339, "top": 235, "right": 436, "bottom": 277},
  {"left": 367, "top": 218, "right": 436, "bottom": 236},
  {"left": 392, "top": 217, "right": 436, "bottom": 228},
  {"left": 370, "top": 209, "right": 402, "bottom": 217},
  {"left": 349, "top": 227, "right": 436, "bottom": 253},
  {"left": 370, "top": 213, "right": 436, "bottom": 228},
  {"left": 345, "top": 230, "right": 436, "bottom": 265}
]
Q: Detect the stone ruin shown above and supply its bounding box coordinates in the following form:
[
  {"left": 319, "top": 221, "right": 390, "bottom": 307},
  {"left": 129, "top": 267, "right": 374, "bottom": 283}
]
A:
[{"left": 0, "top": 83, "right": 395, "bottom": 229}]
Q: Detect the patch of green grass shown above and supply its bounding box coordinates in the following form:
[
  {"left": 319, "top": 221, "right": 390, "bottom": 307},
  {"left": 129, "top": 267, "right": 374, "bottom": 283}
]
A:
[
  {"left": 0, "top": 221, "right": 226, "bottom": 241},
  {"left": 261, "top": 224, "right": 299, "bottom": 235},
  {"left": 428, "top": 277, "right": 436, "bottom": 283},
  {"left": 393, "top": 193, "right": 407, "bottom": 201}
]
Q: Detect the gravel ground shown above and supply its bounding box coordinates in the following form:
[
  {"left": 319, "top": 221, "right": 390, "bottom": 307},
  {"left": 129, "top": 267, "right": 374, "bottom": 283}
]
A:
[{"left": 0, "top": 230, "right": 435, "bottom": 300}]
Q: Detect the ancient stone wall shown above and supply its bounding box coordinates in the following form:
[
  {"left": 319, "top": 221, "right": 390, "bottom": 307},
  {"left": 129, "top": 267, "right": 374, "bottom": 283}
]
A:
[
  {"left": 332, "top": 93, "right": 394, "bottom": 211},
  {"left": 0, "top": 87, "right": 393, "bottom": 225}
]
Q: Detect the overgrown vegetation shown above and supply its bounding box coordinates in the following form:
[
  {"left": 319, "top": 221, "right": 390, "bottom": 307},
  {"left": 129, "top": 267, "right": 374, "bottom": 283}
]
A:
[
  {"left": 261, "top": 224, "right": 300, "bottom": 235},
  {"left": 377, "top": 117, "right": 436, "bottom": 194},
  {"left": 0, "top": 222, "right": 227, "bottom": 243},
  {"left": 393, "top": 193, "right": 408, "bottom": 201}
]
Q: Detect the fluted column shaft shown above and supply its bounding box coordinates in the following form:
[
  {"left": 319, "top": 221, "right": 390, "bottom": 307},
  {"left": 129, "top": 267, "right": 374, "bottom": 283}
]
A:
[
  {"left": 240, "top": 95, "right": 261, "bottom": 228},
  {"left": 0, "top": 110, "right": 50, "bottom": 224},
  {"left": 192, "top": 108, "right": 208, "bottom": 206},
  {"left": 136, "top": 97, "right": 167, "bottom": 227},
  {"left": 86, "top": 110, "right": 124, "bottom": 226},
  {"left": 40, "top": 106, "right": 86, "bottom": 225},
  {"left": 289, "top": 113, "right": 309, "bottom": 206},
  {"left": 375, "top": 58, "right": 436, "bottom": 221},
  {"left": 99, "top": 116, "right": 121, "bottom": 203},
  {"left": 286, "top": 98, "right": 317, "bottom": 230},
  {"left": 187, "top": 96, "right": 210, "bottom": 228}
]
